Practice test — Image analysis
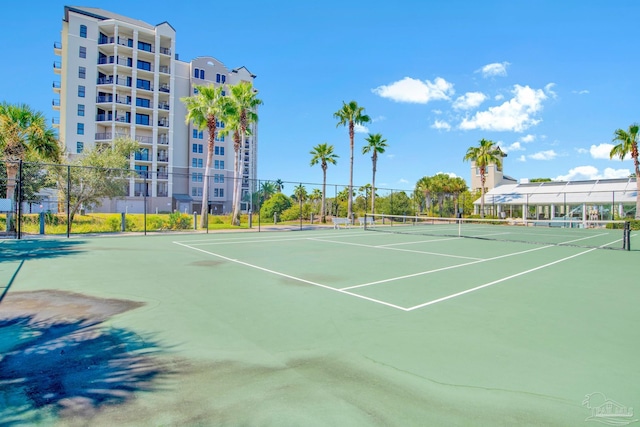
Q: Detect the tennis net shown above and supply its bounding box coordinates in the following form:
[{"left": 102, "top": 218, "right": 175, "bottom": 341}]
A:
[{"left": 363, "top": 214, "right": 633, "bottom": 250}]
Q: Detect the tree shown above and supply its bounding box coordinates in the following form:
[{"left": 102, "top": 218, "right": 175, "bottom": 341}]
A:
[
  {"left": 334, "top": 101, "right": 371, "bottom": 222},
  {"left": 275, "top": 179, "right": 284, "bottom": 193},
  {"left": 292, "top": 184, "right": 307, "bottom": 202},
  {"left": 225, "top": 81, "right": 262, "bottom": 226},
  {"left": 610, "top": 123, "right": 640, "bottom": 219},
  {"left": 260, "top": 192, "right": 291, "bottom": 222},
  {"left": 181, "top": 84, "right": 226, "bottom": 227},
  {"left": 463, "top": 138, "right": 503, "bottom": 218},
  {"left": 362, "top": 133, "right": 388, "bottom": 214},
  {"left": 0, "top": 102, "right": 61, "bottom": 201},
  {"left": 414, "top": 176, "right": 433, "bottom": 213},
  {"left": 309, "top": 142, "right": 338, "bottom": 222},
  {"left": 260, "top": 181, "right": 277, "bottom": 201},
  {"left": 60, "top": 137, "right": 139, "bottom": 231}
]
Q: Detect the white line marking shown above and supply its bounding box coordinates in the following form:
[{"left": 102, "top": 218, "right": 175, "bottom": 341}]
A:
[
  {"left": 405, "top": 248, "right": 596, "bottom": 311},
  {"left": 309, "top": 238, "right": 482, "bottom": 260},
  {"left": 172, "top": 241, "right": 409, "bottom": 311},
  {"left": 341, "top": 244, "right": 555, "bottom": 290}
]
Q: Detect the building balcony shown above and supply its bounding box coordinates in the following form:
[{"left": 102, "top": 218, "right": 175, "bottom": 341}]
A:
[
  {"left": 97, "top": 76, "right": 113, "bottom": 85},
  {"left": 96, "top": 95, "right": 113, "bottom": 103},
  {"left": 95, "top": 132, "right": 113, "bottom": 140},
  {"left": 157, "top": 172, "right": 168, "bottom": 180},
  {"left": 158, "top": 119, "right": 170, "bottom": 127},
  {"left": 158, "top": 136, "right": 169, "bottom": 145},
  {"left": 158, "top": 102, "right": 170, "bottom": 110},
  {"left": 158, "top": 84, "right": 170, "bottom": 93},
  {"left": 134, "top": 153, "right": 151, "bottom": 161},
  {"left": 98, "top": 36, "right": 115, "bottom": 45},
  {"left": 157, "top": 191, "right": 168, "bottom": 197},
  {"left": 159, "top": 46, "right": 171, "bottom": 56},
  {"left": 52, "top": 99, "right": 60, "bottom": 110},
  {"left": 52, "top": 117, "right": 60, "bottom": 128},
  {"left": 135, "top": 135, "right": 153, "bottom": 144},
  {"left": 157, "top": 154, "right": 169, "bottom": 162},
  {"left": 53, "top": 61, "right": 62, "bottom": 74},
  {"left": 53, "top": 41, "right": 62, "bottom": 55},
  {"left": 159, "top": 65, "right": 170, "bottom": 74},
  {"left": 53, "top": 81, "right": 61, "bottom": 93}
]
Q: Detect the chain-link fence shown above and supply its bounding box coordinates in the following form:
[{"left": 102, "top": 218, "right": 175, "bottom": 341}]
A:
[{"left": 1, "top": 161, "right": 419, "bottom": 238}]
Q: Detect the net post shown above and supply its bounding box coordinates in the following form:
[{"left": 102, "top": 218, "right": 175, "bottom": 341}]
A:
[{"left": 623, "top": 221, "right": 631, "bottom": 251}]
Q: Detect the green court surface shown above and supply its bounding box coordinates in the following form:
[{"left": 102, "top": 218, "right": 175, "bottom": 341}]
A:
[{"left": 1, "top": 228, "right": 638, "bottom": 426}]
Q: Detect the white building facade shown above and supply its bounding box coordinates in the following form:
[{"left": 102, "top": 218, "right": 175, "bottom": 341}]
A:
[{"left": 53, "top": 6, "right": 258, "bottom": 214}]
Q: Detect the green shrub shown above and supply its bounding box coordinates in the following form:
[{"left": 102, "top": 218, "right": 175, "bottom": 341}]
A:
[{"left": 168, "top": 212, "right": 191, "bottom": 229}]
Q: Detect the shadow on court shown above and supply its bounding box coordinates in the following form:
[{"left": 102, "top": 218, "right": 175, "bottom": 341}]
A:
[
  {"left": 0, "top": 239, "right": 87, "bottom": 264},
  {"left": 0, "top": 291, "right": 174, "bottom": 426}
]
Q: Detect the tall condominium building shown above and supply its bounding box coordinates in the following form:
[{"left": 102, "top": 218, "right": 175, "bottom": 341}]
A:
[{"left": 53, "top": 6, "right": 258, "bottom": 214}]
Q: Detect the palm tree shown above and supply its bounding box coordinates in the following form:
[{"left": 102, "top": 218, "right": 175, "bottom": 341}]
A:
[
  {"left": 449, "top": 176, "right": 468, "bottom": 217},
  {"left": 463, "top": 138, "right": 503, "bottom": 218},
  {"left": 334, "top": 101, "right": 371, "bottom": 222},
  {"left": 226, "top": 81, "right": 263, "bottom": 226},
  {"left": 310, "top": 142, "right": 339, "bottom": 223},
  {"left": 610, "top": 123, "right": 640, "bottom": 219},
  {"left": 260, "top": 181, "right": 277, "bottom": 201},
  {"left": 181, "top": 85, "right": 226, "bottom": 227},
  {"left": 362, "top": 133, "right": 388, "bottom": 214},
  {"left": 0, "top": 102, "right": 61, "bottom": 201},
  {"left": 415, "top": 176, "right": 433, "bottom": 214},
  {"left": 309, "top": 188, "right": 322, "bottom": 214},
  {"left": 275, "top": 179, "right": 284, "bottom": 193},
  {"left": 292, "top": 184, "right": 307, "bottom": 202}
]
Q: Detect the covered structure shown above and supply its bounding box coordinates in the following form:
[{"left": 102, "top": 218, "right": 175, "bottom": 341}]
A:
[{"left": 474, "top": 178, "right": 638, "bottom": 223}]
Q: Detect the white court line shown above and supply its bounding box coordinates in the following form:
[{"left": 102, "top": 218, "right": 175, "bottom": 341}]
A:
[
  {"left": 172, "top": 241, "right": 410, "bottom": 311},
  {"left": 340, "top": 244, "right": 554, "bottom": 290},
  {"left": 309, "top": 237, "right": 482, "bottom": 261},
  {"left": 376, "top": 236, "right": 462, "bottom": 247},
  {"left": 405, "top": 248, "right": 596, "bottom": 311},
  {"left": 175, "top": 231, "right": 367, "bottom": 246}
]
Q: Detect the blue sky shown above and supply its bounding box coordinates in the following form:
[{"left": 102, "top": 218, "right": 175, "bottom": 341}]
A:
[{"left": 1, "top": 1, "right": 639, "bottom": 192}]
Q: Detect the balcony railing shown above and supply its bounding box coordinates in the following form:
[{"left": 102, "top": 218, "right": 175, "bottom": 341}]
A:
[
  {"left": 159, "top": 65, "right": 170, "bottom": 74},
  {"left": 53, "top": 81, "right": 61, "bottom": 89},
  {"left": 135, "top": 135, "right": 153, "bottom": 144},
  {"left": 53, "top": 41, "right": 62, "bottom": 49},
  {"left": 158, "top": 84, "right": 170, "bottom": 93},
  {"left": 52, "top": 117, "right": 60, "bottom": 125},
  {"left": 115, "top": 96, "right": 131, "bottom": 105},
  {"left": 157, "top": 154, "right": 169, "bottom": 162},
  {"left": 134, "top": 153, "right": 150, "bottom": 161},
  {"left": 157, "top": 191, "right": 168, "bottom": 197},
  {"left": 98, "top": 36, "right": 115, "bottom": 45},
  {"left": 158, "top": 119, "right": 169, "bottom": 127},
  {"left": 158, "top": 136, "right": 169, "bottom": 145},
  {"left": 159, "top": 47, "right": 171, "bottom": 56},
  {"left": 116, "top": 77, "right": 131, "bottom": 87},
  {"left": 52, "top": 99, "right": 60, "bottom": 107},
  {"left": 53, "top": 61, "right": 62, "bottom": 69},
  {"left": 95, "top": 132, "right": 112, "bottom": 140},
  {"left": 97, "top": 76, "right": 113, "bottom": 85},
  {"left": 97, "top": 95, "right": 113, "bottom": 103},
  {"left": 117, "top": 37, "right": 133, "bottom": 48},
  {"left": 157, "top": 172, "right": 168, "bottom": 179},
  {"left": 158, "top": 102, "right": 170, "bottom": 110}
]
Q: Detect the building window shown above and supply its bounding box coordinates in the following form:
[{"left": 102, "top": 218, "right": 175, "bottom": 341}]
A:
[
  {"left": 78, "top": 85, "right": 85, "bottom": 97},
  {"left": 216, "top": 120, "right": 225, "bottom": 128},
  {"left": 76, "top": 142, "right": 84, "bottom": 153},
  {"left": 78, "top": 66, "right": 86, "bottom": 79},
  {"left": 77, "top": 123, "right": 84, "bottom": 135},
  {"left": 215, "top": 133, "right": 224, "bottom": 142},
  {"left": 193, "top": 87, "right": 198, "bottom": 95},
  {"left": 80, "top": 25, "right": 87, "bottom": 38},
  {"left": 197, "top": 131, "right": 202, "bottom": 139},
  {"left": 214, "top": 188, "right": 224, "bottom": 197},
  {"left": 191, "top": 173, "right": 203, "bottom": 182},
  {"left": 136, "top": 97, "right": 151, "bottom": 108},
  {"left": 221, "top": 90, "right": 226, "bottom": 97},
  {"left": 214, "top": 174, "right": 224, "bottom": 183},
  {"left": 199, "top": 69, "right": 205, "bottom": 79},
  {"left": 137, "top": 41, "right": 152, "bottom": 52},
  {"left": 214, "top": 160, "right": 225, "bottom": 170},
  {"left": 192, "top": 158, "right": 203, "bottom": 168},
  {"left": 77, "top": 104, "right": 85, "bottom": 116},
  {"left": 198, "top": 144, "right": 203, "bottom": 153},
  {"left": 192, "top": 144, "right": 203, "bottom": 153},
  {"left": 191, "top": 187, "right": 203, "bottom": 197},
  {"left": 135, "top": 113, "right": 150, "bottom": 125},
  {"left": 214, "top": 146, "right": 225, "bottom": 155},
  {"left": 136, "top": 78, "right": 151, "bottom": 91},
  {"left": 79, "top": 46, "right": 86, "bottom": 58},
  {"left": 192, "top": 129, "right": 198, "bottom": 139},
  {"left": 194, "top": 68, "right": 199, "bottom": 78},
  {"left": 137, "top": 60, "right": 151, "bottom": 71}
]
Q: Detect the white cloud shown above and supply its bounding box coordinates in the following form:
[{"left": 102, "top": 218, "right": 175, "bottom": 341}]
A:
[
  {"left": 544, "top": 83, "right": 557, "bottom": 99},
  {"left": 435, "top": 171, "right": 458, "bottom": 178},
  {"left": 432, "top": 109, "right": 442, "bottom": 115},
  {"left": 431, "top": 119, "right": 451, "bottom": 131},
  {"left": 589, "top": 143, "right": 614, "bottom": 159},
  {"left": 354, "top": 123, "right": 369, "bottom": 133},
  {"left": 528, "top": 150, "right": 557, "bottom": 160},
  {"left": 372, "top": 77, "right": 454, "bottom": 104},
  {"left": 520, "top": 134, "right": 535, "bottom": 143},
  {"left": 555, "top": 166, "right": 631, "bottom": 181},
  {"left": 517, "top": 155, "right": 526, "bottom": 162},
  {"left": 572, "top": 89, "right": 590, "bottom": 95},
  {"left": 499, "top": 141, "right": 524, "bottom": 153},
  {"left": 386, "top": 154, "right": 396, "bottom": 159},
  {"left": 476, "top": 62, "right": 510, "bottom": 78},
  {"left": 371, "top": 115, "right": 386, "bottom": 123},
  {"left": 576, "top": 148, "right": 588, "bottom": 154},
  {"left": 495, "top": 94, "right": 504, "bottom": 101},
  {"left": 452, "top": 92, "right": 487, "bottom": 110},
  {"left": 459, "top": 85, "right": 547, "bottom": 132},
  {"left": 398, "top": 178, "right": 409, "bottom": 184}
]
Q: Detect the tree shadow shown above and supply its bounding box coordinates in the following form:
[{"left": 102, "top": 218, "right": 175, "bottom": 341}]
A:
[
  {"left": 0, "top": 239, "right": 87, "bottom": 264},
  {"left": 0, "top": 309, "right": 173, "bottom": 425}
]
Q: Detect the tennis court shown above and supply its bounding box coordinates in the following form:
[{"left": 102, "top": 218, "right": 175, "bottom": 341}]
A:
[{"left": 1, "top": 226, "right": 638, "bottom": 426}]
